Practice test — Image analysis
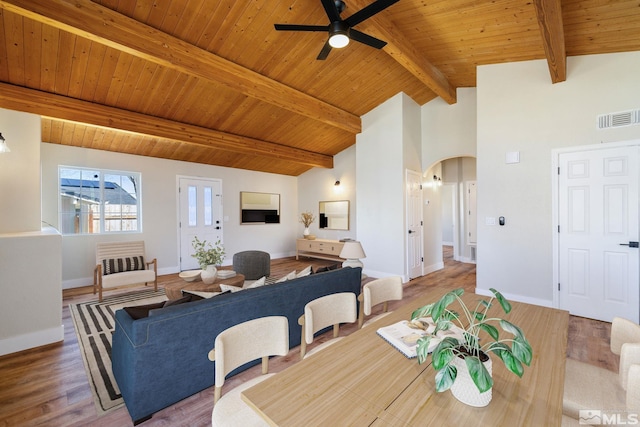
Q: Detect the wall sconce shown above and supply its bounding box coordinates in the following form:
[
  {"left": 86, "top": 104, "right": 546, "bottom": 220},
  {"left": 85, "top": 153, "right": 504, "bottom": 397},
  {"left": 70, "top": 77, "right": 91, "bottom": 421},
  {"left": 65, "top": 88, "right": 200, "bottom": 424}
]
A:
[
  {"left": 0, "top": 133, "right": 10, "bottom": 153},
  {"left": 333, "top": 180, "right": 342, "bottom": 193},
  {"left": 432, "top": 175, "right": 442, "bottom": 187},
  {"left": 335, "top": 180, "right": 340, "bottom": 186}
]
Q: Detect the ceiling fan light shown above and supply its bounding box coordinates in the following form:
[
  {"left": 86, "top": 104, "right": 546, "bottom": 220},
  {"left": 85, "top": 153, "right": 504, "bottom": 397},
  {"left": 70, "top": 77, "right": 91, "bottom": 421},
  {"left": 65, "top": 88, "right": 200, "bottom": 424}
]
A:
[{"left": 329, "top": 33, "right": 349, "bottom": 48}]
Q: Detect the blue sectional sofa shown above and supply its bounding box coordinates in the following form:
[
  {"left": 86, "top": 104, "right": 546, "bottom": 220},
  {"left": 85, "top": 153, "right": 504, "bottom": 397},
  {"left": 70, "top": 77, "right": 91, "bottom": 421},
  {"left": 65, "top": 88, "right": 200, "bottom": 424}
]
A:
[{"left": 112, "top": 266, "right": 362, "bottom": 424}]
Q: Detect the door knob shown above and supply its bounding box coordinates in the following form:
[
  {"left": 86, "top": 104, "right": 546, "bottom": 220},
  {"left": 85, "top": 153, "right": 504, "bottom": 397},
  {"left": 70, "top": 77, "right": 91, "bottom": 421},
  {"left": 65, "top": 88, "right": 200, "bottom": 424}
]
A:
[
  {"left": 408, "top": 230, "right": 413, "bottom": 234},
  {"left": 620, "top": 241, "right": 639, "bottom": 248}
]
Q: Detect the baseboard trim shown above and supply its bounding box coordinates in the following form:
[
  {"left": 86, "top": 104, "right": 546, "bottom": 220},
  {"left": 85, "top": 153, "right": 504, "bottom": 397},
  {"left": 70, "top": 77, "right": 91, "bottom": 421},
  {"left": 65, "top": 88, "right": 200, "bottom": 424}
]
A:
[
  {"left": 424, "top": 262, "right": 444, "bottom": 275},
  {"left": 475, "top": 288, "right": 553, "bottom": 308},
  {"left": 0, "top": 325, "right": 64, "bottom": 356}
]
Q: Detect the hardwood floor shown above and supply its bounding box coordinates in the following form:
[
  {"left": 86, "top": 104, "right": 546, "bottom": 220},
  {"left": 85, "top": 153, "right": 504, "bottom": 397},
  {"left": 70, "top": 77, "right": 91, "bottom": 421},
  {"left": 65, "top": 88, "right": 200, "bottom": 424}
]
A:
[{"left": 0, "top": 247, "right": 616, "bottom": 426}]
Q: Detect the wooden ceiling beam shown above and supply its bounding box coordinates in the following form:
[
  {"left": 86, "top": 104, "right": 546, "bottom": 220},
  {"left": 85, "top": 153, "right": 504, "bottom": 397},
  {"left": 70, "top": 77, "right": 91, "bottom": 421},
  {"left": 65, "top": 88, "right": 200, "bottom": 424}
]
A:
[
  {"left": 347, "top": 0, "right": 457, "bottom": 104},
  {"left": 0, "top": 0, "right": 361, "bottom": 134},
  {"left": 533, "top": 0, "right": 567, "bottom": 83},
  {"left": 0, "top": 82, "right": 333, "bottom": 169}
]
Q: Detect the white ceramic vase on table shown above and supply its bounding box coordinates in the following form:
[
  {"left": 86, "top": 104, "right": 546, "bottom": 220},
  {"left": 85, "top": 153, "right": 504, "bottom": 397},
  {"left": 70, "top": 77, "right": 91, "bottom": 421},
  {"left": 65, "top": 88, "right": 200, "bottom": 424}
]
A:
[
  {"left": 449, "top": 354, "right": 493, "bottom": 407},
  {"left": 201, "top": 265, "right": 218, "bottom": 284}
]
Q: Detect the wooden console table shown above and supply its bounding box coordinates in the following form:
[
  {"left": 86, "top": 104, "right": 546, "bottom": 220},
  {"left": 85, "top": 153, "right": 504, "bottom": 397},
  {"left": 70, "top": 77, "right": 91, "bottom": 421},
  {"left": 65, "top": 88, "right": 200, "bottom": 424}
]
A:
[{"left": 296, "top": 238, "right": 344, "bottom": 262}]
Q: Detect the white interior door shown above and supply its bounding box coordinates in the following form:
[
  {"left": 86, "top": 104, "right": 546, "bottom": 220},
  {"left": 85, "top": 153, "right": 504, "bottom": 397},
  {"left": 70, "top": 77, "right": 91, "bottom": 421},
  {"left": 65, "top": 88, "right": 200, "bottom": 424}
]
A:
[
  {"left": 558, "top": 145, "right": 639, "bottom": 323},
  {"left": 179, "top": 177, "right": 223, "bottom": 271},
  {"left": 406, "top": 170, "right": 423, "bottom": 279}
]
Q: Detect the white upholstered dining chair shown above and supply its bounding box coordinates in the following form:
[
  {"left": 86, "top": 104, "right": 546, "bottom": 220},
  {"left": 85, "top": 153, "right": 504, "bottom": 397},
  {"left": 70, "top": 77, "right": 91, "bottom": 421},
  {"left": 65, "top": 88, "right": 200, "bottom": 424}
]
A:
[
  {"left": 208, "top": 316, "right": 289, "bottom": 426},
  {"left": 299, "top": 292, "right": 357, "bottom": 359},
  {"left": 563, "top": 317, "right": 640, "bottom": 422},
  {"left": 358, "top": 276, "right": 403, "bottom": 328}
]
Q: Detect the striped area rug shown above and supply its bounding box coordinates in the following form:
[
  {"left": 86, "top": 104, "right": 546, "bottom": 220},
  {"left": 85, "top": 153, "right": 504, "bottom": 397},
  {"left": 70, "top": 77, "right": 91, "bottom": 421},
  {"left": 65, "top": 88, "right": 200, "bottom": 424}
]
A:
[{"left": 69, "top": 289, "right": 167, "bottom": 416}]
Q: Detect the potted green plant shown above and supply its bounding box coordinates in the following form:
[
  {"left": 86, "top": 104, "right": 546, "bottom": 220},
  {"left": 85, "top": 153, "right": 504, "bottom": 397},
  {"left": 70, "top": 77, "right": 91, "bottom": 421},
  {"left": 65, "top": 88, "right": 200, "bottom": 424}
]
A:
[
  {"left": 410, "top": 288, "right": 533, "bottom": 407},
  {"left": 191, "top": 237, "right": 225, "bottom": 284}
]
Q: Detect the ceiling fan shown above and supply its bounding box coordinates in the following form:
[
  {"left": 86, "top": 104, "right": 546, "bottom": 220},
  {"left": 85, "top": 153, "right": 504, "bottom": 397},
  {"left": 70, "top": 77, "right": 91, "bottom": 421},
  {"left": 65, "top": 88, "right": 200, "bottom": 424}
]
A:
[{"left": 274, "top": 0, "right": 399, "bottom": 60}]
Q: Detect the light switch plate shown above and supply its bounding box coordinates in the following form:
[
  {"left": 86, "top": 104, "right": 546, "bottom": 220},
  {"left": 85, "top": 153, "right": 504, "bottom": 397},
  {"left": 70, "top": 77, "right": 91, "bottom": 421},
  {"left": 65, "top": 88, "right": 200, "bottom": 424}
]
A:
[{"left": 506, "top": 151, "right": 520, "bottom": 164}]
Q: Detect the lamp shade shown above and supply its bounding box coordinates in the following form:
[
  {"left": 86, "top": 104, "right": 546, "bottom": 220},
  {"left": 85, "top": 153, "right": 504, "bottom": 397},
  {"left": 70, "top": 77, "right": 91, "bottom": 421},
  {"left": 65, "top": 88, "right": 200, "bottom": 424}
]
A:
[{"left": 340, "top": 241, "right": 366, "bottom": 260}]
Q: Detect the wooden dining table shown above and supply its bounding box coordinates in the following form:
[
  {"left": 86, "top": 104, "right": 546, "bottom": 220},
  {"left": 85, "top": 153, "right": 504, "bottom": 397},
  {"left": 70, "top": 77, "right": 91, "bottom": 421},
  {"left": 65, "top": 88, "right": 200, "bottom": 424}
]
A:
[{"left": 241, "top": 286, "right": 570, "bottom": 426}]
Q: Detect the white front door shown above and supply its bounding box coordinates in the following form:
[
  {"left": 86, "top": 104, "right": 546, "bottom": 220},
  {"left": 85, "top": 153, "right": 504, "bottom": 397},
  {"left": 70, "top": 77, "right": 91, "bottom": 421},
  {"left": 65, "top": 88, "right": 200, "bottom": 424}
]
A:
[
  {"left": 406, "top": 170, "right": 423, "bottom": 279},
  {"left": 179, "top": 177, "right": 223, "bottom": 271},
  {"left": 558, "top": 144, "right": 639, "bottom": 323}
]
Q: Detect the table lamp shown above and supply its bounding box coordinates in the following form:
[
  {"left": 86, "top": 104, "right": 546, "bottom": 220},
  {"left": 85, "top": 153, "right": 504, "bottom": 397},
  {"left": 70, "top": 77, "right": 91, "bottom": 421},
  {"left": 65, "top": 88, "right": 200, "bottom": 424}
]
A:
[{"left": 339, "top": 241, "right": 366, "bottom": 269}]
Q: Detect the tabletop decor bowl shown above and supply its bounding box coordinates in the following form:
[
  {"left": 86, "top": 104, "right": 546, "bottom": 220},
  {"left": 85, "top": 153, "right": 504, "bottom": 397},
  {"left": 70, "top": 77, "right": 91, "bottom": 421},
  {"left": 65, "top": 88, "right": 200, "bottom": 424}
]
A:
[
  {"left": 178, "top": 269, "right": 201, "bottom": 282},
  {"left": 410, "top": 288, "right": 533, "bottom": 407}
]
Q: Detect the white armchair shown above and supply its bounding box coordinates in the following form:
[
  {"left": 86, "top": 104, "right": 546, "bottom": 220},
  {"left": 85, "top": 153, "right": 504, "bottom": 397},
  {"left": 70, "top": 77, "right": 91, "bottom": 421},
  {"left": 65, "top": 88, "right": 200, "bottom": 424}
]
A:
[
  {"left": 563, "top": 317, "right": 640, "bottom": 421},
  {"left": 94, "top": 240, "right": 157, "bottom": 301}
]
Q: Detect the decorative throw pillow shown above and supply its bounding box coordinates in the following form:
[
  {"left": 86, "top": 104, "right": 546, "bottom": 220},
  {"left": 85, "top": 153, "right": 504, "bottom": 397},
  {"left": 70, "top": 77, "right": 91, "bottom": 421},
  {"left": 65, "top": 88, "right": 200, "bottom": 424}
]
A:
[
  {"left": 102, "top": 256, "right": 145, "bottom": 275},
  {"left": 182, "top": 290, "right": 230, "bottom": 301},
  {"left": 243, "top": 276, "right": 266, "bottom": 289},
  {"left": 276, "top": 270, "right": 297, "bottom": 283},
  {"left": 123, "top": 302, "right": 165, "bottom": 319},
  {"left": 162, "top": 295, "right": 192, "bottom": 307},
  {"left": 220, "top": 284, "right": 243, "bottom": 293},
  {"left": 264, "top": 276, "right": 279, "bottom": 285},
  {"left": 314, "top": 263, "right": 340, "bottom": 274},
  {"left": 295, "top": 265, "right": 312, "bottom": 278}
]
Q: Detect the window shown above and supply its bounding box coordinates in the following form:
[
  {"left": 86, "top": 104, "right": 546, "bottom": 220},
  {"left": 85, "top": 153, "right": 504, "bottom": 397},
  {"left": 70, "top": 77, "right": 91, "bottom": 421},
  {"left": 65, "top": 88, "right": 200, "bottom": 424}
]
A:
[{"left": 59, "top": 167, "right": 141, "bottom": 235}]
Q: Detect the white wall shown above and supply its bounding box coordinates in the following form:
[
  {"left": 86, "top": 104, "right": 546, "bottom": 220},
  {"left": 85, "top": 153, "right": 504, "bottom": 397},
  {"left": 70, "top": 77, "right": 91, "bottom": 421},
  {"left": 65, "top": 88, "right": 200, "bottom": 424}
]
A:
[
  {"left": 0, "top": 108, "right": 63, "bottom": 355},
  {"left": 423, "top": 163, "right": 444, "bottom": 273},
  {"left": 421, "top": 89, "right": 478, "bottom": 269},
  {"left": 0, "top": 108, "right": 41, "bottom": 233},
  {"left": 41, "top": 144, "right": 299, "bottom": 288},
  {"left": 297, "top": 146, "right": 357, "bottom": 241},
  {"left": 476, "top": 51, "right": 640, "bottom": 306},
  {"left": 422, "top": 87, "right": 477, "bottom": 170},
  {"left": 356, "top": 93, "right": 422, "bottom": 280}
]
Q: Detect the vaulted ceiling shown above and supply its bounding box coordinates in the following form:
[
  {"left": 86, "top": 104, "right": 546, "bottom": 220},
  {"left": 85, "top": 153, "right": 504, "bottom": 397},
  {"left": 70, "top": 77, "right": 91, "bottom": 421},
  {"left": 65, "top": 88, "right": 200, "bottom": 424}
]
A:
[{"left": 1, "top": 0, "right": 639, "bottom": 175}]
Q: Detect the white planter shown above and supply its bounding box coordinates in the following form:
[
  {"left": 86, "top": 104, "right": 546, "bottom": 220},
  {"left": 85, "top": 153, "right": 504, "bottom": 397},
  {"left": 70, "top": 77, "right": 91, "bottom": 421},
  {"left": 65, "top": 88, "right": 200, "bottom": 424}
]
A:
[
  {"left": 303, "top": 227, "right": 310, "bottom": 237},
  {"left": 200, "top": 265, "right": 218, "bottom": 284},
  {"left": 450, "top": 355, "right": 493, "bottom": 407}
]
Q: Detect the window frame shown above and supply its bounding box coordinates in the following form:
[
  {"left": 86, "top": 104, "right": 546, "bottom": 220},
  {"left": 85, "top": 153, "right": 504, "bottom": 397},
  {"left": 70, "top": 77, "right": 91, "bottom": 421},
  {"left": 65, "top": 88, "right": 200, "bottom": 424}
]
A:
[{"left": 58, "top": 166, "right": 142, "bottom": 235}]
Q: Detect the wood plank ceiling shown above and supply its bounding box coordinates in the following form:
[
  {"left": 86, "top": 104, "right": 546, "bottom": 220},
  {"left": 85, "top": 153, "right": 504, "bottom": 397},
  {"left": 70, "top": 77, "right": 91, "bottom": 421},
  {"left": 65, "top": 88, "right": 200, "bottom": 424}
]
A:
[{"left": 0, "top": 0, "right": 639, "bottom": 176}]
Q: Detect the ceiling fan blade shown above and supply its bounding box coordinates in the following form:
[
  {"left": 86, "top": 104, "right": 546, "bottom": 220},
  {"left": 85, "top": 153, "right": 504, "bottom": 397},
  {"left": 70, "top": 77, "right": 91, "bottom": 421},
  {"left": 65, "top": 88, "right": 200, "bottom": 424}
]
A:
[
  {"left": 349, "top": 29, "right": 387, "bottom": 49},
  {"left": 344, "top": 0, "right": 400, "bottom": 27},
  {"left": 321, "top": 0, "right": 342, "bottom": 22},
  {"left": 317, "top": 40, "right": 333, "bottom": 60},
  {"left": 274, "top": 24, "right": 328, "bottom": 32}
]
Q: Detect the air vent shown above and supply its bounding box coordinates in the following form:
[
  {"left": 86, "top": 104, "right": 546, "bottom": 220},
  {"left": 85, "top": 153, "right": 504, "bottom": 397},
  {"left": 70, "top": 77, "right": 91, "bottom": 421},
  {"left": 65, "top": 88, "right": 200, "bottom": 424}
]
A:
[{"left": 597, "top": 109, "right": 640, "bottom": 129}]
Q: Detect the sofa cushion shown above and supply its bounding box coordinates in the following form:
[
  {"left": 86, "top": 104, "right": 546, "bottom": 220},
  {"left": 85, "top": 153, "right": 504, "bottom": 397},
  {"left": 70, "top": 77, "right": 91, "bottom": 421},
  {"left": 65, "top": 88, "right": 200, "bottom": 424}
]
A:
[
  {"left": 103, "top": 256, "right": 146, "bottom": 275},
  {"left": 314, "top": 263, "right": 340, "bottom": 274},
  {"left": 163, "top": 295, "right": 192, "bottom": 307},
  {"left": 220, "top": 284, "right": 243, "bottom": 293},
  {"left": 182, "top": 290, "right": 230, "bottom": 301},
  {"left": 243, "top": 276, "right": 266, "bottom": 289},
  {"left": 295, "top": 266, "right": 312, "bottom": 278},
  {"left": 277, "top": 270, "right": 297, "bottom": 283},
  {"left": 123, "top": 302, "right": 165, "bottom": 320}
]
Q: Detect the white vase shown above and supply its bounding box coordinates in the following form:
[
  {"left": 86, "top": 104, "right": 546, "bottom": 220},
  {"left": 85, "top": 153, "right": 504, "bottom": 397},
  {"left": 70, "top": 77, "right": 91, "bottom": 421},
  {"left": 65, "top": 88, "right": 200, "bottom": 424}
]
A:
[
  {"left": 303, "top": 227, "right": 310, "bottom": 237},
  {"left": 200, "top": 265, "right": 218, "bottom": 284},
  {"left": 449, "top": 354, "right": 493, "bottom": 407}
]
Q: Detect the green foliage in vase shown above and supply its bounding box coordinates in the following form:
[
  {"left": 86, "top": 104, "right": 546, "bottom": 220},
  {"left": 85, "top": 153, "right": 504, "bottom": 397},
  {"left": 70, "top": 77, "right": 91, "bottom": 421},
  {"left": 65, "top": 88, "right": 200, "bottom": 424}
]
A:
[
  {"left": 191, "top": 236, "right": 225, "bottom": 269},
  {"left": 411, "top": 288, "right": 533, "bottom": 393}
]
